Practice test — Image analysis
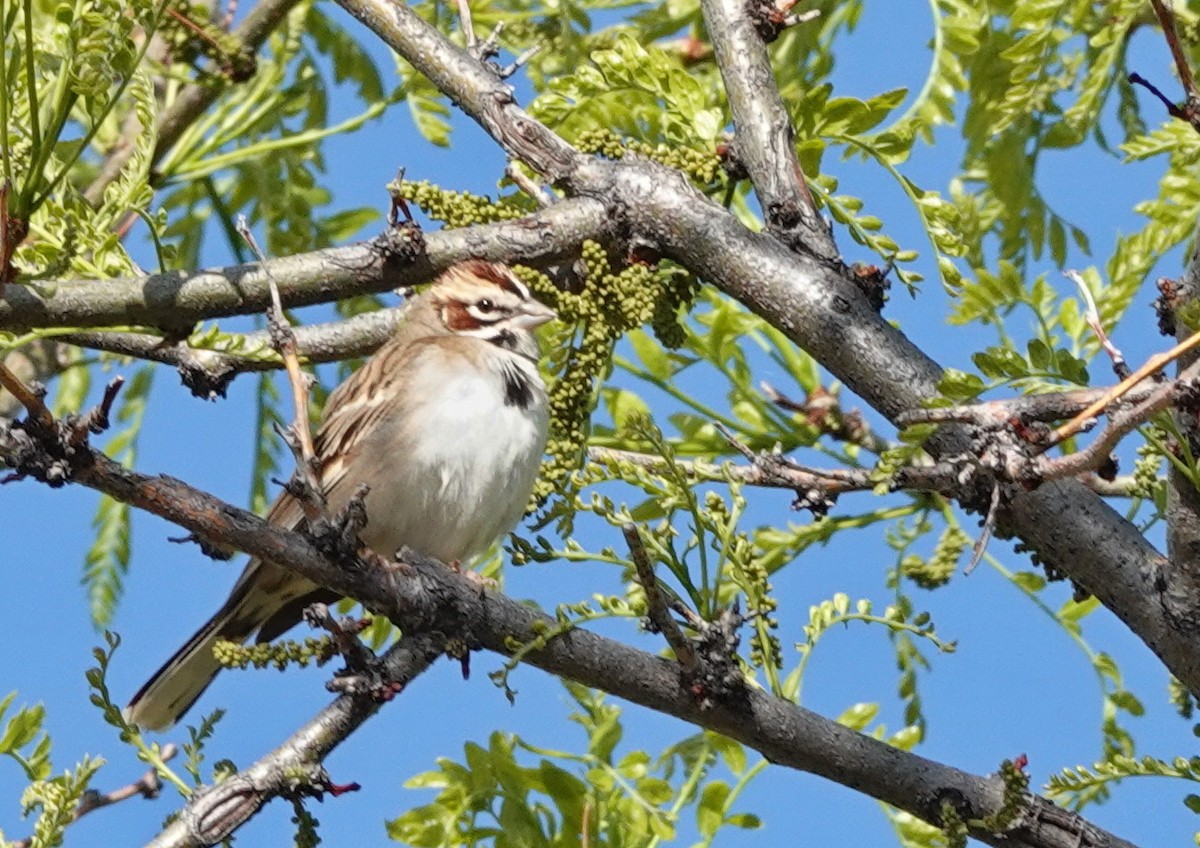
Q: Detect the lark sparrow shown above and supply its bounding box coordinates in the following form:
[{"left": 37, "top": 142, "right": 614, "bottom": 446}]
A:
[{"left": 125, "top": 260, "right": 555, "bottom": 730}]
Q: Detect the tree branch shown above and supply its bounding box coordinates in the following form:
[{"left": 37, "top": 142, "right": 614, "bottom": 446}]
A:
[
  {"left": 61, "top": 306, "right": 409, "bottom": 399},
  {"left": 0, "top": 200, "right": 606, "bottom": 332},
  {"left": 12, "top": 745, "right": 179, "bottom": 848},
  {"left": 1033, "top": 360, "right": 1200, "bottom": 482},
  {"left": 896, "top": 382, "right": 1167, "bottom": 429},
  {"left": 0, "top": 424, "right": 1139, "bottom": 848},
  {"left": 328, "top": 0, "right": 1195, "bottom": 700},
  {"left": 1161, "top": 220, "right": 1200, "bottom": 658},
  {"left": 1144, "top": 0, "right": 1200, "bottom": 132},
  {"left": 699, "top": 0, "right": 835, "bottom": 258},
  {"left": 146, "top": 634, "right": 442, "bottom": 847},
  {"left": 622, "top": 523, "right": 699, "bottom": 672}
]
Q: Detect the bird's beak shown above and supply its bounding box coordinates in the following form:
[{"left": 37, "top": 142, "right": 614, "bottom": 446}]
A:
[{"left": 514, "top": 300, "right": 557, "bottom": 329}]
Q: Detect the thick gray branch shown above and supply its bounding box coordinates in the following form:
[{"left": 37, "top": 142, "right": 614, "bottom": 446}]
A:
[
  {"left": 1165, "top": 230, "right": 1200, "bottom": 650},
  {"left": 0, "top": 200, "right": 606, "bottom": 332},
  {"left": 63, "top": 306, "right": 409, "bottom": 398},
  {"left": 333, "top": 0, "right": 581, "bottom": 181},
  {"left": 699, "top": 0, "right": 836, "bottom": 257},
  {"left": 0, "top": 433, "right": 1135, "bottom": 848},
  {"left": 146, "top": 633, "right": 442, "bottom": 848},
  {"left": 331, "top": 0, "right": 1194, "bottom": 700}
]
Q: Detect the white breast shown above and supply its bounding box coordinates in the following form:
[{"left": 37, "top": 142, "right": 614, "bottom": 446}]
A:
[{"left": 357, "top": 352, "right": 548, "bottom": 564}]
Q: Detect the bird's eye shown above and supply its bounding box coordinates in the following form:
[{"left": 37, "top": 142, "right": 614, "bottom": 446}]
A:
[{"left": 478, "top": 298, "right": 495, "bottom": 311}]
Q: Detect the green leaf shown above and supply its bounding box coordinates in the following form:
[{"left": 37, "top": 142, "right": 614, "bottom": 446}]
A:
[
  {"left": 818, "top": 89, "right": 907, "bottom": 136},
  {"left": 937, "top": 368, "right": 985, "bottom": 401},
  {"left": 710, "top": 733, "right": 746, "bottom": 775},
  {"left": 726, "top": 812, "right": 762, "bottom": 829},
  {"left": 1109, "top": 690, "right": 1145, "bottom": 717},
  {"left": 1010, "top": 571, "right": 1046, "bottom": 592},
  {"left": 628, "top": 328, "right": 671, "bottom": 380},
  {"left": 637, "top": 776, "right": 673, "bottom": 805},
  {"left": 697, "top": 780, "right": 730, "bottom": 836},
  {"left": 0, "top": 704, "right": 44, "bottom": 755},
  {"left": 603, "top": 388, "right": 651, "bottom": 431},
  {"left": 836, "top": 702, "right": 879, "bottom": 731},
  {"left": 539, "top": 761, "right": 587, "bottom": 802}
]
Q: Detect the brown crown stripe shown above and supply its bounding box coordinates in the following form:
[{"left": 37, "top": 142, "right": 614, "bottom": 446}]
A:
[{"left": 456, "top": 258, "right": 522, "bottom": 297}]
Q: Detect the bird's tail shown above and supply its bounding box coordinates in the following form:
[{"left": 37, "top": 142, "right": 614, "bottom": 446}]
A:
[{"left": 124, "top": 561, "right": 302, "bottom": 731}]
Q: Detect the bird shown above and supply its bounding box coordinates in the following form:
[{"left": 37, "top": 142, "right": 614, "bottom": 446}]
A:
[{"left": 125, "top": 259, "right": 555, "bottom": 730}]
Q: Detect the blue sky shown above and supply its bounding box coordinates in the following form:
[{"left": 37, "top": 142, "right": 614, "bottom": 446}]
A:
[{"left": 0, "top": 2, "right": 1195, "bottom": 845}]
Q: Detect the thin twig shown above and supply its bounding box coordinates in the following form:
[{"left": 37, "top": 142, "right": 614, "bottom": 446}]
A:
[
  {"left": 0, "top": 360, "right": 53, "bottom": 430},
  {"left": 964, "top": 483, "right": 1001, "bottom": 576},
  {"left": 301, "top": 602, "right": 402, "bottom": 700},
  {"left": 59, "top": 306, "right": 410, "bottom": 399},
  {"left": 1128, "top": 1, "right": 1200, "bottom": 134},
  {"left": 236, "top": 216, "right": 324, "bottom": 518},
  {"left": 622, "top": 523, "right": 698, "bottom": 672},
  {"left": 505, "top": 161, "right": 552, "bottom": 207},
  {"left": 712, "top": 420, "right": 756, "bottom": 463},
  {"left": 456, "top": 0, "right": 477, "bottom": 51},
  {"left": 761, "top": 381, "right": 888, "bottom": 453},
  {"left": 1078, "top": 473, "right": 1141, "bottom": 499},
  {"left": 1051, "top": 325, "right": 1200, "bottom": 446},
  {"left": 1149, "top": 0, "right": 1199, "bottom": 105},
  {"left": 896, "top": 381, "right": 1162, "bottom": 429},
  {"left": 475, "top": 21, "right": 504, "bottom": 61},
  {"left": 705, "top": 421, "right": 954, "bottom": 511},
  {"left": 0, "top": 177, "right": 25, "bottom": 284},
  {"left": 12, "top": 745, "right": 180, "bottom": 848},
  {"left": 1129, "top": 71, "right": 1186, "bottom": 119},
  {"left": 495, "top": 43, "right": 541, "bottom": 78},
  {"left": 1065, "top": 270, "right": 1128, "bottom": 378},
  {"left": 592, "top": 442, "right": 900, "bottom": 496},
  {"left": 1034, "top": 360, "right": 1200, "bottom": 482},
  {"left": 71, "top": 377, "right": 126, "bottom": 445}
]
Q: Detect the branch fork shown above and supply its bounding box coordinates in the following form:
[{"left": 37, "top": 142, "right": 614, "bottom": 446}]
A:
[
  {"left": 623, "top": 523, "right": 745, "bottom": 709},
  {"left": 746, "top": 0, "right": 820, "bottom": 43},
  {"left": 0, "top": 373, "right": 124, "bottom": 487},
  {"left": 303, "top": 602, "right": 404, "bottom": 701}
]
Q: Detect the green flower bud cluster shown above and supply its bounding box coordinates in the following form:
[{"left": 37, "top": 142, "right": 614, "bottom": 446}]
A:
[
  {"left": 576, "top": 128, "right": 722, "bottom": 185},
  {"left": 1168, "top": 676, "right": 1195, "bottom": 719},
  {"left": 213, "top": 636, "right": 338, "bottom": 671},
  {"left": 521, "top": 243, "right": 696, "bottom": 505},
  {"left": 739, "top": 578, "right": 781, "bottom": 667},
  {"left": 979, "top": 758, "right": 1030, "bottom": 832},
  {"left": 390, "top": 179, "right": 526, "bottom": 229},
  {"left": 938, "top": 797, "right": 969, "bottom": 848},
  {"left": 291, "top": 803, "right": 321, "bottom": 848},
  {"left": 699, "top": 489, "right": 780, "bottom": 667},
  {"left": 1131, "top": 439, "right": 1165, "bottom": 501},
  {"left": 900, "top": 525, "right": 968, "bottom": 589}
]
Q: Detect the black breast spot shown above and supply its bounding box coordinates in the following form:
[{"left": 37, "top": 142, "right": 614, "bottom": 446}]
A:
[{"left": 501, "top": 363, "right": 534, "bottom": 408}]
